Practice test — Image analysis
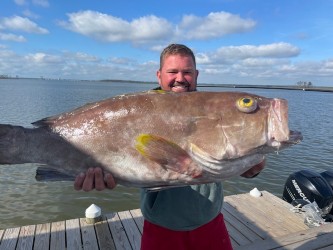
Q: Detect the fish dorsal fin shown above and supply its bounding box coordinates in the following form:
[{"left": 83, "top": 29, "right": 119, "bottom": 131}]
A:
[{"left": 135, "top": 134, "right": 202, "bottom": 178}]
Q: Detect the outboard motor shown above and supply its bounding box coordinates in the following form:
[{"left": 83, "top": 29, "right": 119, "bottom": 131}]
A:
[
  {"left": 321, "top": 170, "right": 333, "bottom": 215},
  {"left": 321, "top": 170, "right": 333, "bottom": 189},
  {"left": 283, "top": 170, "right": 333, "bottom": 216}
]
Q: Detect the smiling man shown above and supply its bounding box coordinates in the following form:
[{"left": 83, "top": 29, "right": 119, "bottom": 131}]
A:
[
  {"left": 156, "top": 44, "right": 198, "bottom": 93},
  {"left": 75, "top": 44, "right": 264, "bottom": 250}
]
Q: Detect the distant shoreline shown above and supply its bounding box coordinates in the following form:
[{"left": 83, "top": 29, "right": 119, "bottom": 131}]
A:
[
  {"left": 1, "top": 77, "right": 332, "bottom": 92},
  {"left": 197, "top": 84, "right": 333, "bottom": 92}
]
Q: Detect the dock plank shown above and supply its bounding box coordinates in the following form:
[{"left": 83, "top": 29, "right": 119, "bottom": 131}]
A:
[
  {"left": 225, "top": 219, "right": 251, "bottom": 247},
  {"left": 236, "top": 222, "right": 333, "bottom": 250},
  {"left": 248, "top": 191, "right": 307, "bottom": 231},
  {"left": 16, "top": 225, "right": 35, "bottom": 250},
  {"left": 33, "top": 223, "right": 50, "bottom": 250},
  {"left": 118, "top": 210, "right": 142, "bottom": 250},
  {"left": 94, "top": 218, "right": 115, "bottom": 250},
  {"left": 0, "top": 227, "right": 20, "bottom": 250},
  {"left": 79, "top": 218, "right": 99, "bottom": 250},
  {"left": 223, "top": 207, "right": 262, "bottom": 245},
  {"left": 66, "top": 219, "right": 82, "bottom": 250},
  {"left": 129, "top": 209, "right": 144, "bottom": 234},
  {"left": 106, "top": 213, "right": 132, "bottom": 250},
  {"left": 50, "top": 221, "right": 65, "bottom": 250},
  {"left": 225, "top": 191, "right": 307, "bottom": 237}
]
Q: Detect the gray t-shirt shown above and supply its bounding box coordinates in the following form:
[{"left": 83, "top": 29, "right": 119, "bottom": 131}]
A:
[{"left": 140, "top": 182, "right": 224, "bottom": 231}]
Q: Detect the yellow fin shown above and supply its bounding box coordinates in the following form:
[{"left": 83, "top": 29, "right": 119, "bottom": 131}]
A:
[{"left": 135, "top": 134, "right": 202, "bottom": 177}]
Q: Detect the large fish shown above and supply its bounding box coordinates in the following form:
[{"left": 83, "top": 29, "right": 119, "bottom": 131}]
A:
[{"left": 0, "top": 90, "right": 302, "bottom": 189}]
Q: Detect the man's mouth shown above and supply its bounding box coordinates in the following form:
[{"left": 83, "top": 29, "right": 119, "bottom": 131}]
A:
[{"left": 170, "top": 82, "right": 190, "bottom": 92}]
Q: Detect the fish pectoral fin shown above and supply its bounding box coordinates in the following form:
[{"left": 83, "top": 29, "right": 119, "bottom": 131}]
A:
[
  {"left": 35, "top": 166, "right": 75, "bottom": 181},
  {"left": 135, "top": 134, "right": 202, "bottom": 177}
]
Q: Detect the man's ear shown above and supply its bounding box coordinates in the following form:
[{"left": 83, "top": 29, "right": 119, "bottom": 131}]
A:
[{"left": 156, "top": 70, "right": 162, "bottom": 86}]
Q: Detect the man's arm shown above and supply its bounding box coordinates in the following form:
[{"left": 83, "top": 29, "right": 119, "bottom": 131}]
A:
[{"left": 240, "top": 160, "right": 266, "bottom": 178}]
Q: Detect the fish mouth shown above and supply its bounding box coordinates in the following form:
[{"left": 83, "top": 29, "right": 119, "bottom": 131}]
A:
[
  {"left": 272, "top": 130, "right": 303, "bottom": 150},
  {"left": 285, "top": 130, "right": 303, "bottom": 145}
]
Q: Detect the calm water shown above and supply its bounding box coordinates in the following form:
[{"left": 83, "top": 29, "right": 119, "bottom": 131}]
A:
[{"left": 0, "top": 79, "right": 332, "bottom": 229}]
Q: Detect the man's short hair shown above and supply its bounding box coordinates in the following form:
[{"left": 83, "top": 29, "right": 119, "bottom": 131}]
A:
[{"left": 160, "top": 44, "right": 196, "bottom": 70}]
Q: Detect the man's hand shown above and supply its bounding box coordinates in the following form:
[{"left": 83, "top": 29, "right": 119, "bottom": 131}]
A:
[
  {"left": 74, "top": 167, "right": 117, "bottom": 191},
  {"left": 240, "top": 160, "right": 266, "bottom": 178}
]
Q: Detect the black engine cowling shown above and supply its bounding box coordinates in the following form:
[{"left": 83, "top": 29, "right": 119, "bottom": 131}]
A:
[{"left": 282, "top": 170, "right": 333, "bottom": 215}]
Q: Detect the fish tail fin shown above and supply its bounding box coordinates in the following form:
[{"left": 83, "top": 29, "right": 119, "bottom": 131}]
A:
[
  {"left": 135, "top": 134, "right": 202, "bottom": 178},
  {"left": 0, "top": 124, "right": 28, "bottom": 164}
]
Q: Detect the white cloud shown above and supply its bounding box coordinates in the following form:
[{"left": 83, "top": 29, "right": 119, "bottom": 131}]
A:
[
  {"left": 13, "top": 0, "right": 49, "bottom": 7},
  {"left": 59, "top": 11, "right": 173, "bottom": 43},
  {"left": 176, "top": 12, "right": 256, "bottom": 40},
  {"left": 0, "top": 16, "right": 48, "bottom": 34},
  {"left": 63, "top": 52, "right": 101, "bottom": 63},
  {"left": 0, "top": 43, "right": 331, "bottom": 86},
  {"left": 58, "top": 11, "right": 255, "bottom": 44},
  {"left": 130, "top": 15, "right": 173, "bottom": 42},
  {"left": 216, "top": 43, "right": 300, "bottom": 59},
  {"left": 22, "top": 9, "right": 40, "bottom": 19},
  {"left": 0, "top": 47, "right": 152, "bottom": 81},
  {"left": 197, "top": 43, "right": 300, "bottom": 65},
  {"left": 14, "top": 0, "right": 27, "bottom": 5},
  {"left": 32, "top": 0, "right": 49, "bottom": 7},
  {"left": 195, "top": 43, "right": 330, "bottom": 85},
  {"left": 0, "top": 32, "right": 26, "bottom": 42}
]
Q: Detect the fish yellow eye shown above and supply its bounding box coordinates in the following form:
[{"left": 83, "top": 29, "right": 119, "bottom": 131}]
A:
[{"left": 236, "top": 97, "right": 258, "bottom": 113}]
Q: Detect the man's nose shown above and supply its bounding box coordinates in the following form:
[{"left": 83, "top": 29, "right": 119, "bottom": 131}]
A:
[{"left": 175, "top": 72, "right": 185, "bottom": 82}]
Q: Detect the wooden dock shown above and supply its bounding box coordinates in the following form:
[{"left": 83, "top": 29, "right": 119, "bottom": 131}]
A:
[{"left": 1, "top": 190, "right": 333, "bottom": 250}]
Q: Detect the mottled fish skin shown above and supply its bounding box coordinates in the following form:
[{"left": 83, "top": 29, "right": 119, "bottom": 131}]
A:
[{"left": 0, "top": 91, "right": 302, "bottom": 189}]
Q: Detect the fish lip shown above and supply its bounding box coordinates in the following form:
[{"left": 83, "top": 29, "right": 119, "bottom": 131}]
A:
[
  {"left": 274, "top": 130, "right": 302, "bottom": 148},
  {"left": 285, "top": 130, "right": 303, "bottom": 144},
  {"left": 268, "top": 130, "right": 302, "bottom": 149}
]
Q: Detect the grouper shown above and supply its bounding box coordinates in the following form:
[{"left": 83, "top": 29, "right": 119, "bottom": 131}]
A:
[{"left": 0, "top": 90, "right": 302, "bottom": 189}]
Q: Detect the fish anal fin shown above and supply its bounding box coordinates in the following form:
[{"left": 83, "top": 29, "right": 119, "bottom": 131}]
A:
[
  {"left": 135, "top": 134, "right": 202, "bottom": 178},
  {"left": 36, "top": 166, "right": 75, "bottom": 181}
]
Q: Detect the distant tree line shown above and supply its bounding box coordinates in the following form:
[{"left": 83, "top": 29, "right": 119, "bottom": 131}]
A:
[
  {"left": 296, "top": 81, "right": 313, "bottom": 87},
  {"left": 0, "top": 74, "right": 20, "bottom": 79}
]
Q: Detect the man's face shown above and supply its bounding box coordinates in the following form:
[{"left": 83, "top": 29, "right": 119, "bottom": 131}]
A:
[{"left": 157, "top": 54, "right": 198, "bottom": 92}]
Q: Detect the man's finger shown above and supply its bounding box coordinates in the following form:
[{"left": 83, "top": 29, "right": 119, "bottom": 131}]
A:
[
  {"left": 105, "top": 173, "right": 117, "bottom": 189},
  {"left": 74, "top": 172, "right": 86, "bottom": 190},
  {"left": 82, "top": 168, "right": 95, "bottom": 191},
  {"left": 94, "top": 167, "right": 106, "bottom": 191}
]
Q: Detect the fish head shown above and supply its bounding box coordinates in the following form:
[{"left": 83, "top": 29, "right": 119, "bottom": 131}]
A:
[
  {"left": 189, "top": 92, "right": 302, "bottom": 162},
  {"left": 230, "top": 93, "right": 302, "bottom": 156}
]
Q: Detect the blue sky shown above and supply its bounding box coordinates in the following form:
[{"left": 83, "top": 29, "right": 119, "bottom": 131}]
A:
[{"left": 1, "top": 0, "right": 332, "bottom": 86}]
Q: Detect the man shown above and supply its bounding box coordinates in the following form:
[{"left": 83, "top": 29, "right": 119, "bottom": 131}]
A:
[{"left": 75, "top": 44, "right": 265, "bottom": 250}]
